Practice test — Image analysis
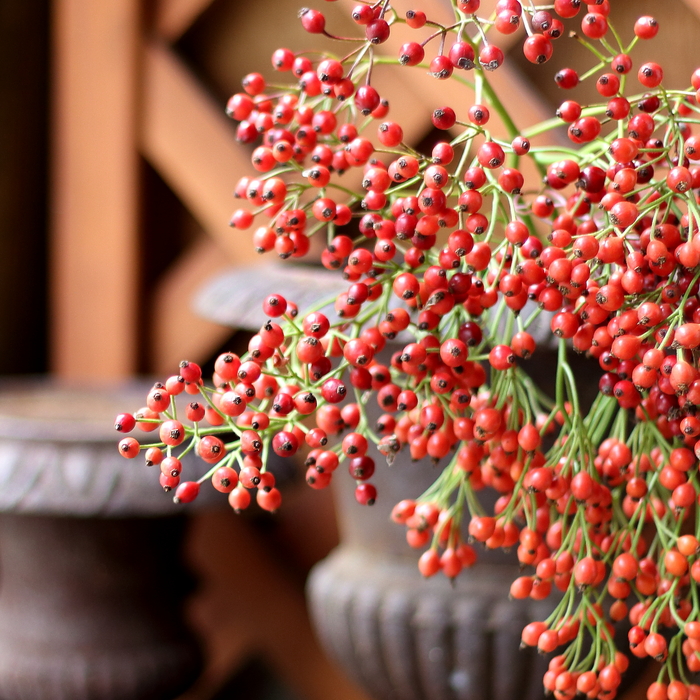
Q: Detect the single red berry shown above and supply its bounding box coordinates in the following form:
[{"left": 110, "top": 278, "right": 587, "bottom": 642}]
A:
[
  {"left": 147, "top": 388, "right": 170, "bottom": 413},
  {"left": 212, "top": 466, "right": 238, "bottom": 493},
  {"left": 405, "top": 9, "right": 427, "bottom": 28},
  {"left": 554, "top": 67, "right": 579, "bottom": 89},
  {"left": 581, "top": 12, "right": 608, "bottom": 39},
  {"left": 118, "top": 437, "right": 140, "bottom": 459},
  {"left": 432, "top": 107, "right": 456, "bottom": 130},
  {"left": 365, "top": 18, "right": 390, "bottom": 44},
  {"left": 115, "top": 413, "right": 136, "bottom": 433},
  {"left": 477, "top": 141, "right": 505, "bottom": 169},
  {"left": 159, "top": 473, "right": 179, "bottom": 492},
  {"left": 511, "top": 135, "right": 530, "bottom": 155},
  {"left": 494, "top": 9, "right": 520, "bottom": 34},
  {"left": 523, "top": 34, "right": 553, "bottom": 64},
  {"left": 199, "top": 435, "right": 226, "bottom": 464},
  {"left": 634, "top": 16, "right": 659, "bottom": 39},
  {"left": 257, "top": 487, "right": 282, "bottom": 512},
  {"left": 299, "top": 7, "right": 325, "bottom": 33},
  {"left": 228, "top": 486, "right": 251, "bottom": 512},
  {"left": 354, "top": 483, "right": 377, "bottom": 505},
  {"left": 479, "top": 44, "right": 504, "bottom": 71},
  {"left": 272, "top": 430, "right": 299, "bottom": 457},
  {"left": 568, "top": 116, "right": 601, "bottom": 143},
  {"left": 271, "top": 48, "right": 294, "bottom": 72},
  {"left": 418, "top": 549, "right": 440, "bottom": 577},
  {"left": 553, "top": 0, "right": 580, "bottom": 18},
  {"left": 159, "top": 420, "right": 185, "bottom": 447},
  {"left": 638, "top": 62, "right": 663, "bottom": 88},
  {"left": 174, "top": 481, "right": 200, "bottom": 504},
  {"left": 429, "top": 55, "right": 453, "bottom": 79},
  {"left": 179, "top": 360, "right": 202, "bottom": 383},
  {"left": 144, "top": 447, "right": 163, "bottom": 467},
  {"left": 355, "top": 85, "right": 381, "bottom": 115}
]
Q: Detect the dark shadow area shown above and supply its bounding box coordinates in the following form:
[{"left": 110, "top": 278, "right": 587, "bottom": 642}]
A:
[
  {"left": 209, "top": 656, "right": 305, "bottom": 700},
  {"left": 0, "top": 0, "right": 50, "bottom": 373}
]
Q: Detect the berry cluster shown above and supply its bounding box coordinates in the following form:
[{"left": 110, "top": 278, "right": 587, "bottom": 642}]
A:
[{"left": 117, "top": 1, "right": 700, "bottom": 697}]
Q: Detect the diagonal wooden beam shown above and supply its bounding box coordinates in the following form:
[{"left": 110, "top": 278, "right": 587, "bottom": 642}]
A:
[
  {"left": 141, "top": 41, "right": 258, "bottom": 265},
  {"left": 153, "top": 0, "right": 216, "bottom": 42},
  {"left": 681, "top": 0, "right": 700, "bottom": 20},
  {"left": 149, "top": 235, "right": 233, "bottom": 373}
]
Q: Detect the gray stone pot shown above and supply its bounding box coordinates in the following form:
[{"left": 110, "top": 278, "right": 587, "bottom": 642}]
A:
[
  {"left": 0, "top": 379, "right": 218, "bottom": 700},
  {"left": 307, "top": 453, "right": 552, "bottom": 700}
]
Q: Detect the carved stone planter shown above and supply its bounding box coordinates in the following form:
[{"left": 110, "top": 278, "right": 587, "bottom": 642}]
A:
[
  {"left": 0, "top": 380, "right": 216, "bottom": 700},
  {"left": 307, "top": 455, "right": 552, "bottom": 700}
]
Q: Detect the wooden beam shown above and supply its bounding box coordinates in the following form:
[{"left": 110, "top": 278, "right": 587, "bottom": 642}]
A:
[
  {"left": 141, "top": 42, "right": 258, "bottom": 264},
  {"left": 681, "top": 0, "right": 700, "bottom": 20},
  {"left": 154, "top": 0, "right": 216, "bottom": 43},
  {"left": 50, "top": 0, "right": 141, "bottom": 379},
  {"left": 149, "top": 235, "right": 233, "bottom": 374}
]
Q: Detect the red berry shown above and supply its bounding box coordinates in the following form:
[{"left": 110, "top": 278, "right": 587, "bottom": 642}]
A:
[
  {"left": 479, "top": 44, "right": 504, "bottom": 71},
  {"left": 354, "top": 483, "right": 377, "bottom": 505},
  {"left": 432, "top": 107, "right": 456, "bottom": 130},
  {"left": 228, "top": 486, "right": 251, "bottom": 512},
  {"left": 115, "top": 413, "right": 136, "bottom": 433},
  {"left": 159, "top": 419, "right": 185, "bottom": 447},
  {"left": 257, "top": 487, "right": 282, "bottom": 512},
  {"left": 581, "top": 12, "right": 607, "bottom": 39},
  {"left": 272, "top": 430, "right": 299, "bottom": 457},
  {"left": 405, "top": 9, "right": 426, "bottom": 28},
  {"left": 365, "top": 19, "right": 390, "bottom": 44},
  {"left": 174, "top": 481, "right": 200, "bottom": 504},
  {"left": 118, "top": 436, "right": 140, "bottom": 459},
  {"left": 179, "top": 360, "right": 202, "bottom": 383},
  {"left": 212, "top": 467, "right": 238, "bottom": 493},
  {"left": 429, "top": 55, "right": 453, "bottom": 79},
  {"left": 299, "top": 8, "right": 325, "bottom": 33},
  {"left": 199, "top": 435, "right": 226, "bottom": 464},
  {"left": 634, "top": 16, "right": 659, "bottom": 39},
  {"left": 638, "top": 62, "right": 663, "bottom": 88},
  {"left": 555, "top": 67, "right": 579, "bottom": 89},
  {"left": 523, "top": 35, "right": 553, "bottom": 64},
  {"left": 355, "top": 85, "right": 381, "bottom": 115}
]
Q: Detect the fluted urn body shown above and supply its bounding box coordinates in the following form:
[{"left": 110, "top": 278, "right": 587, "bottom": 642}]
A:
[{"left": 307, "top": 453, "right": 552, "bottom": 700}]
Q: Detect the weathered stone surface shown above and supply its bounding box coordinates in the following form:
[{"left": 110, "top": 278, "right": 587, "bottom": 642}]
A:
[
  {"left": 0, "top": 379, "right": 217, "bottom": 516},
  {"left": 307, "top": 447, "right": 552, "bottom": 700},
  {"left": 0, "top": 513, "right": 201, "bottom": 700},
  {"left": 309, "top": 548, "right": 551, "bottom": 700},
  {"left": 0, "top": 380, "right": 208, "bottom": 698}
]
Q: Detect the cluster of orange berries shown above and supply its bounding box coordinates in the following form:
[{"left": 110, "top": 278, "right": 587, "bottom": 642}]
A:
[{"left": 116, "top": 0, "right": 700, "bottom": 697}]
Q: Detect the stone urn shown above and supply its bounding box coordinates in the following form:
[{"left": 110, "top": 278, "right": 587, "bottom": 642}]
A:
[
  {"left": 0, "top": 379, "right": 219, "bottom": 700},
  {"left": 306, "top": 452, "right": 553, "bottom": 700}
]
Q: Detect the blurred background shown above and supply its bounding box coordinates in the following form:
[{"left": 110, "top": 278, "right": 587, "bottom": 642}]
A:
[
  {"left": 6, "top": 0, "right": 698, "bottom": 379},
  {"left": 2, "top": 0, "right": 700, "bottom": 698}
]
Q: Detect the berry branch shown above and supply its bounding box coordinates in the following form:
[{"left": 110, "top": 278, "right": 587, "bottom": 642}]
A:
[{"left": 114, "top": 1, "right": 700, "bottom": 697}]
